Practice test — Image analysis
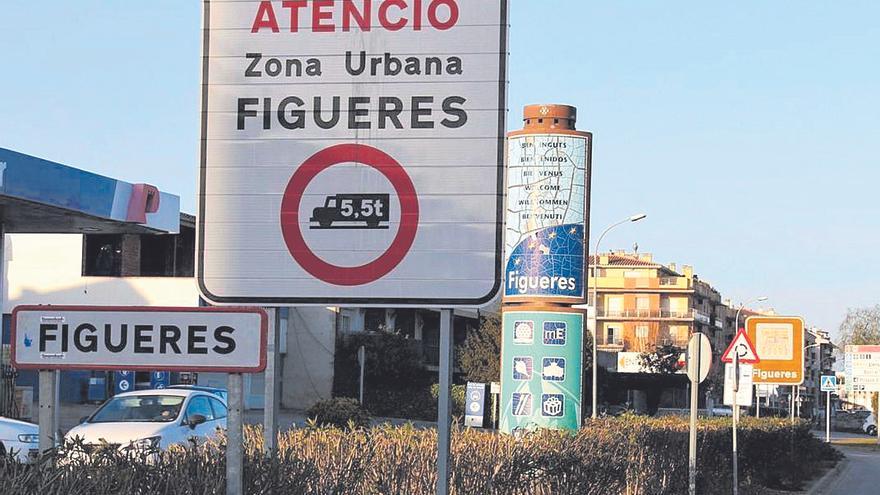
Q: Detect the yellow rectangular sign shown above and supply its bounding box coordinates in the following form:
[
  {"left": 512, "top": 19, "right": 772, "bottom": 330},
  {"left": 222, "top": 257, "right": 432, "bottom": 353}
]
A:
[{"left": 746, "top": 316, "right": 804, "bottom": 385}]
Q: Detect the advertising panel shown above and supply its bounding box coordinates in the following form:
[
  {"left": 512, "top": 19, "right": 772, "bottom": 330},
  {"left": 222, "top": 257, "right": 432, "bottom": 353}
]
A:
[
  {"left": 198, "top": 0, "right": 509, "bottom": 306},
  {"left": 500, "top": 308, "right": 583, "bottom": 432},
  {"left": 745, "top": 316, "right": 804, "bottom": 385},
  {"left": 504, "top": 133, "right": 589, "bottom": 303},
  {"left": 11, "top": 306, "right": 268, "bottom": 372}
]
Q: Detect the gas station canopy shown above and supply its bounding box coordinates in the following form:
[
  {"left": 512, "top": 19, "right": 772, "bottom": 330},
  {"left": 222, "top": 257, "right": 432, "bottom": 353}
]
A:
[{"left": 0, "top": 148, "right": 179, "bottom": 234}]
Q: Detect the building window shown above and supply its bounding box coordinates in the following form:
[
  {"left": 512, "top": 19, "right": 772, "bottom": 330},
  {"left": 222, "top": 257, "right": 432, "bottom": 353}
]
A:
[
  {"left": 669, "top": 326, "right": 689, "bottom": 346},
  {"left": 606, "top": 325, "right": 622, "bottom": 345},
  {"left": 140, "top": 232, "right": 195, "bottom": 277},
  {"left": 83, "top": 234, "right": 123, "bottom": 276},
  {"left": 83, "top": 226, "right": 195, "bottom": 278},
  {"left": 636, "top": 325, "right": 649, "bottom": 339}
]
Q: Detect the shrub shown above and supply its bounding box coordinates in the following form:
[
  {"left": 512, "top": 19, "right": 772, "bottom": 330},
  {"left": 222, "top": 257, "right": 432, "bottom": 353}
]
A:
[
  {"left": 305, "top": 397, "right": 370, "bottom": 429},
  {"left": 430, "top": 383, "right": 467, "bottom": 418},
  {"left": 0, "top": 417, "right": 839, "bottom": 494},
  {"left": 457, "top": 313, "right": 501, "bottom": 383},
  {"left": 333, "top": 331, "right": 430, "bottom": 406}
]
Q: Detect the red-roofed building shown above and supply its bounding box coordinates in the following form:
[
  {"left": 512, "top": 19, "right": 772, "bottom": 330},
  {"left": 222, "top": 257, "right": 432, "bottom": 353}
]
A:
[{"left": 589, "top": 251, "right": 734, "bottom": 411}]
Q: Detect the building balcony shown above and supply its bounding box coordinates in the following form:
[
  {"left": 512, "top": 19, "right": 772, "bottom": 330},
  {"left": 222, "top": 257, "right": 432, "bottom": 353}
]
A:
[
  {"left": 594, "top": 276, "right": 693, "bottom": 291},
  {"left": 597, "top": 309, "right": 696, "bottom": 320}
]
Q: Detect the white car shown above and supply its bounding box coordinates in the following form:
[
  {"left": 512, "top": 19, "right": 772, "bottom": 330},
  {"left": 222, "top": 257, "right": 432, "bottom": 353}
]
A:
[
  {"left": 863, "top": 413, "right": 877, "bottom": 437},
  {"left": 65, "top": 389, "right": 227, "bottom": 454},
  {"left": 0, "top": 416, "right": 39, "bottom": 463}
]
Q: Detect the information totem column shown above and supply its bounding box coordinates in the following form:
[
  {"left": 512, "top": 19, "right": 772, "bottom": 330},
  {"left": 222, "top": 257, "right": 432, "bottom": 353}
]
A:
[{"left": 500, "top": 104, "right": 591, "bottom": 433}]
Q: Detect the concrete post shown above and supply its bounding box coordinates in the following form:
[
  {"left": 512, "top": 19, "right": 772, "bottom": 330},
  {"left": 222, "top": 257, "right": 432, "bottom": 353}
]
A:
[
  {"left": 38, "top": 370, "right": 56, "bottom": 454},
  {"left": 263, "top": 309, "right": 281, "bottom": 454},
  {"left": 227, "top": 373, "right": 244, "bottom": 495}
]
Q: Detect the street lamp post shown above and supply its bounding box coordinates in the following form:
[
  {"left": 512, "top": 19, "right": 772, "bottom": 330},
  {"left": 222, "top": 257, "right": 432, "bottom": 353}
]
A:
[{"left": 588, "top": 213, "right": 646, "bottom": 419}]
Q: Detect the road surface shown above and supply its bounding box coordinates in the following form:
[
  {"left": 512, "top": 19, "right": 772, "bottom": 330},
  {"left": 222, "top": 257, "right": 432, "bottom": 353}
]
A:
[{"left": 824, "top": 444, "right": 880, "bottom": 494}]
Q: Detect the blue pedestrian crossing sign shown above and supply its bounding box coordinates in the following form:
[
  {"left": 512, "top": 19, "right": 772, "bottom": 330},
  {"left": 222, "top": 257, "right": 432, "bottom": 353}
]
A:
[{"left": 820, "top": 375, "right": 837, "bottom": 392}]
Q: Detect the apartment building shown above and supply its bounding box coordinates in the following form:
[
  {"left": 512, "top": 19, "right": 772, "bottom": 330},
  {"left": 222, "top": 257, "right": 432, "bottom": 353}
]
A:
[
  {"left": 590, "top": 252, "right": 730, "bottom": 354},
  {"left": 588, "top": 251, "right": 734, "bottom": 410}
]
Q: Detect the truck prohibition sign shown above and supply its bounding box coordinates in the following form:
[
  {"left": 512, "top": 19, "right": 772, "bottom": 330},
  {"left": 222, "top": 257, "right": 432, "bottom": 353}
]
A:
[{"left": 310, "top": 193, "right": 390, "bottom": 230}]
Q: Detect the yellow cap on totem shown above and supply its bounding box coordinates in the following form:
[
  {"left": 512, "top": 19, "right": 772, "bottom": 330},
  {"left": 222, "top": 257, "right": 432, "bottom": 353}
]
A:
[{"left": 522, "top": 104, "right": 578, "bottom": 131}]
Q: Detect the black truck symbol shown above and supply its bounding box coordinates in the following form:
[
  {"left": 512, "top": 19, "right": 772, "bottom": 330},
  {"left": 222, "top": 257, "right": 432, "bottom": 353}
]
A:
[{"left": 310, "top": 194, "right": 390, "bottom": 229}]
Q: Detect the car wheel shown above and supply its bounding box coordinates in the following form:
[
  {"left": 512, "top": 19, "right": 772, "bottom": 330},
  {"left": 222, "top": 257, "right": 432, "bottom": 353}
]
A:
[{"left": 868, "top": 425, "right": 877, "bottom": 436}]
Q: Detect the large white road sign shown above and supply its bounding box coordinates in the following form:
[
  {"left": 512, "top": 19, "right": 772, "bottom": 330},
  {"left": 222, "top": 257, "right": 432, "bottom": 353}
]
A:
[
  {"left": 198, "top": 0, "right": 509, "bottom": 306},
  {"left": 845, "top": 345, "right": 880, "bottom": 392},
  {"left": 11, "top": 306, "right": 268, "bottom": 372}
]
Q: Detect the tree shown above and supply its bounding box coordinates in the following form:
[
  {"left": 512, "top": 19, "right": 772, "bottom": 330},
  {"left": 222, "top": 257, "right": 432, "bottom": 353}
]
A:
[
  {"left": 838, "top": 305, "right": 880, "bottom": 436},
  {"left": 837, "top": 305, "right": 880, "bottom": 346},
  {"left": 639, "top": 344, "right": 684, "bottom": 374},
  {"left": 457, "top": 313, "right": 502, "bottom": 383}
]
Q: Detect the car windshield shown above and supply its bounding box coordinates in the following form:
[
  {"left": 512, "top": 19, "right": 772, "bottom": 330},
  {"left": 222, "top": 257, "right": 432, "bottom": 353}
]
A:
[{"left": 89, "top": 395, "right": 185, "bottom": 423}]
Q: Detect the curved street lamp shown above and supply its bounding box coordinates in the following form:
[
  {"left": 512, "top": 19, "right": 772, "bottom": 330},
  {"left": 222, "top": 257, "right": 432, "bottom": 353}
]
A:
[{"left": 588, "top": 213, "right": 647, "bottom": 419}]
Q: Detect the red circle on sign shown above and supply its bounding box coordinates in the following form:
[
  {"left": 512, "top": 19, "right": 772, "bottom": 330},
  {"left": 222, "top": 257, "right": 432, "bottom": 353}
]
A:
[{"left": 280, "top": 144, "right": 419, "bottom": 286}]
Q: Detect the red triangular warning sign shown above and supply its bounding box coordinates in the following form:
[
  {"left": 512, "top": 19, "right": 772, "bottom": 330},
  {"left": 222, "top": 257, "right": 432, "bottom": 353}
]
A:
[{"left": 720, "top": 329, "right": 760, "bottom": 364}]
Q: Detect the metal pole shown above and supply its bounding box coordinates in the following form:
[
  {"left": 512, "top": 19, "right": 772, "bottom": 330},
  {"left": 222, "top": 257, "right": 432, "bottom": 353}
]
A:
[
  {"left": 756, "top": 385, "right": 761, "bottom": 418},
  {"left": 38, "top": 370, "right": 55, "bottom": 454},
  {"left": 688, "top": 335, "right": 701, "bottom": 495},
  {"left": 590, "top": 220, "right": 624, "bottom": 419},
  {"left": 358, "top": 346, "right": 366, "bottom": 405},
  {"left": 227, "top": 373, "right": 244, "bottom": 495},
  {"left": 591, "top": 240, "right": 600, "bottom": 419},
  {"left": 437, "top": 309, "right": 454, "bottom": 495},
  {"left": 825, "top": 390, "right": 831, "bottom": 443},
  {"left": 790, "top": 386, "right": 795, "bottom": 424},
  {"left": 263, "top": 308, "right": 282, "bottom": 454},
  {"left": 732, "top": 354, "right": 739, "bottom": 495}
]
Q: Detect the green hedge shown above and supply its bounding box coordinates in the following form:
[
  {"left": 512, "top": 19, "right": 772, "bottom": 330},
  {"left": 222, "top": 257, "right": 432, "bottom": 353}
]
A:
[{"left": 0, "top": 417, "right": 839, "bottom": 494}]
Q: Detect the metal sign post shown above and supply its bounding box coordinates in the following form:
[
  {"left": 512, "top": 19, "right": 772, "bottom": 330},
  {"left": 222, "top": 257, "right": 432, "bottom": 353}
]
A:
[
  {"left": 755, "top": 385, "right": 760, "bottom": 418},
  {"left": 688, "top": 337, "right": 701, "bottom": 495},
  {"left": 264, "top": 309, "right": 281, "bottom": 454},
  {"left": 732, "top": 355, "right": 739, "bottom": 495},
  {"left": 227, "top": 373, "right": 244, "bottom": 495},
  {"left": 357, "top": 346, "right": 366, "bottom": 405},
  {"left": 820, "top": 375, "right": 837, "bottom": 443},
  {"left": 686, "top": 332, "right": 712, "bottom": 495},
  {"left": 826, "top": 390, "right": 831, "bottom": 443},
  {"left": 437, "top": 309, "right": 454, "bottom": 495}
]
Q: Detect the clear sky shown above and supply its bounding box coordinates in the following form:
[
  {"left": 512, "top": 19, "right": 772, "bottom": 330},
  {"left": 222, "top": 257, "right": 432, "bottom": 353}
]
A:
[{"left": 1, "top": 1, "right": 877, "bottom": 336}]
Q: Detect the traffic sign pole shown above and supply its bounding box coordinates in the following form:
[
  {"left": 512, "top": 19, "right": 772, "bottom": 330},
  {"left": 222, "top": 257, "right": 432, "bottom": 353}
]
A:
[
  {"left": 825, "top": 390, "right": 831, "bottom": 443},
  {"left": 437, "top": 309, "right": 454, "bottom": 495},
  {"left": 755, "top": 385, "right": 760, "bottom": 418},
  {"left": 688, "top": 335, "right": 701, "bottom": 495},
  {"left": 227, "top": 373, "right": 244, "bottom": 495},
  {"left": 37, "top": 370, "right": 56, "bottom": 455},
  {"left": 732, "top": 354, "right": 739, "bottom": 495},
  {"left": 264, "top": 308, "right": 282, "bottom": 454}
]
